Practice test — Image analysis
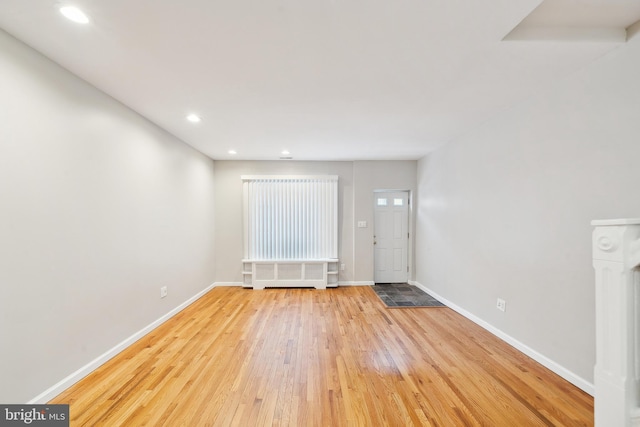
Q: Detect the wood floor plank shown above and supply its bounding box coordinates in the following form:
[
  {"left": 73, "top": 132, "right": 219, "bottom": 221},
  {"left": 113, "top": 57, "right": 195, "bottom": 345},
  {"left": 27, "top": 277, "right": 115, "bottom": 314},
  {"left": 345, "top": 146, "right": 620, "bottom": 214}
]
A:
[{"left": 51, "top": 286, "right": 593, "bottom": 426}]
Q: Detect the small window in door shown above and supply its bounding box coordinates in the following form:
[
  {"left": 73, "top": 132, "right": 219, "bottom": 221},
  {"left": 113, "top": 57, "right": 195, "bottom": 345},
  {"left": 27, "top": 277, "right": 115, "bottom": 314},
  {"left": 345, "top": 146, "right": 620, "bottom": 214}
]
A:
[
  {"left": 377, "top": 198, "right": 388, "bottom": 206},
  {"left": 393, "top": 198, "right": 404, "bottom": 206}
]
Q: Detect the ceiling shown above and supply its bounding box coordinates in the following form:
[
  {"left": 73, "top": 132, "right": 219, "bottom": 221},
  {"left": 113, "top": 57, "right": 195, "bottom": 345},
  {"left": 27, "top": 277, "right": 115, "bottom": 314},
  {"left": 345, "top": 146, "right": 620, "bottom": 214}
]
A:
[{"left": 0, "top": 0, "right": 638, "bottom": 161}]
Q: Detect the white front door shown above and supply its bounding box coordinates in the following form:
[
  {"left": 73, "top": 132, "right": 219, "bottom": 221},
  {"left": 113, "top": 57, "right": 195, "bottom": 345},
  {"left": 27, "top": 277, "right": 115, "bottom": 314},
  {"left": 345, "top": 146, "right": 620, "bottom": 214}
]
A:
[{"left": 374, "top": 191, "right": 409, "bottom": 283}]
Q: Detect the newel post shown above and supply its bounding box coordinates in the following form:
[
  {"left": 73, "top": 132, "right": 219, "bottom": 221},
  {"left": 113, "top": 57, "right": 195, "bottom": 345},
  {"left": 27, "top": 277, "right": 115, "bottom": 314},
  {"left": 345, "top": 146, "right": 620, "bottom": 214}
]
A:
[{"left": 592, "top": 219, "right": 640, "bottom": 427}]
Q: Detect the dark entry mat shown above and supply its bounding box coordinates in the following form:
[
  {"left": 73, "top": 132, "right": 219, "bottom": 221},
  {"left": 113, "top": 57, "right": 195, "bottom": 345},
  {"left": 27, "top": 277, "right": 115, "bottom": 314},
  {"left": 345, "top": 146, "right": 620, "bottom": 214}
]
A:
[{"left": 373, "top": 283, "right": 446, "bottom": 308}]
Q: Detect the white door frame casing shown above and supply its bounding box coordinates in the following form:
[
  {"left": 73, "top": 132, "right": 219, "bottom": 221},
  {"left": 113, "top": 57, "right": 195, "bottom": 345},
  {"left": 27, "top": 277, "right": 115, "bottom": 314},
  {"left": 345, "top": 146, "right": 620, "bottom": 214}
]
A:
[{"left": 373, "top": 190, "right": 411, "bottom": 283}]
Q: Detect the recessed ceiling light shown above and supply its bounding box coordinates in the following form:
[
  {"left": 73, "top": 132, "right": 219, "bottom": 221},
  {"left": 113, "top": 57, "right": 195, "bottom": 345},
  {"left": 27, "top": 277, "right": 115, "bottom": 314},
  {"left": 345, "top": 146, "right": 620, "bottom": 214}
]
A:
[
  {"left": 281, "top": 150, "right": 290, "bottom": 155},
  {"left": 186, "top": 114, "right": 201, "bottom": 123},
  {"left": 228, "top": 150, "right": 237, "bottom": 155},
  {"left": 60, "top": 6, "right": 90, "bottom": 24}
]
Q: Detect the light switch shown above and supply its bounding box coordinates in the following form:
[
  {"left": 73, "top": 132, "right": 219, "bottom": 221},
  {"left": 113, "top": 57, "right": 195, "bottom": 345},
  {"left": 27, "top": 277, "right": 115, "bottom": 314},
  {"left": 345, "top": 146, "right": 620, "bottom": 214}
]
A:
[{"left": 357, "top": 221, "right": 367, "bottom": 228}]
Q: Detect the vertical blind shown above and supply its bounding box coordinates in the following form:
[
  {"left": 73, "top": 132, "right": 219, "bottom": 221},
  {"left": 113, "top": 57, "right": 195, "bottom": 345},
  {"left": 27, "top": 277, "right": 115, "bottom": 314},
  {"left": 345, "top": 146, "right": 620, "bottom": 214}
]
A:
[{"left": 242, "top": 175, "right": 338, "bottom": 260}]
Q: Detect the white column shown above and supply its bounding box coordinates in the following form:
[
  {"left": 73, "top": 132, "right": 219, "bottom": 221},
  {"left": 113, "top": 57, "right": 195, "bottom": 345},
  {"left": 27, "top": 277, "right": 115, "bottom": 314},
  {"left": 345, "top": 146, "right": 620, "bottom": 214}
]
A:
[{"left": 592, "top": 219, "right": 640, "bottom": 427}]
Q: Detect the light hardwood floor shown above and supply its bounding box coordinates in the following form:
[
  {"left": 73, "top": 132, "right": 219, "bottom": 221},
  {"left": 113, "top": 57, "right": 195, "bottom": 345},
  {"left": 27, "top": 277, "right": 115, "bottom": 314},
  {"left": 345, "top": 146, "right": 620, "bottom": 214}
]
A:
[{"left": 51, "top": 286, "right": 593, "bottom": 426}]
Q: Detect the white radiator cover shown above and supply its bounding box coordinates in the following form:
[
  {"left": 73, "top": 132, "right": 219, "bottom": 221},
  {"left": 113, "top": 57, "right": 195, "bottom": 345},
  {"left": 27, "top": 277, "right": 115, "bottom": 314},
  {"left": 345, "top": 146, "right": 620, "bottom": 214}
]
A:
[{"left": 242, "top": 259, "right": 339, "bottom": 289}]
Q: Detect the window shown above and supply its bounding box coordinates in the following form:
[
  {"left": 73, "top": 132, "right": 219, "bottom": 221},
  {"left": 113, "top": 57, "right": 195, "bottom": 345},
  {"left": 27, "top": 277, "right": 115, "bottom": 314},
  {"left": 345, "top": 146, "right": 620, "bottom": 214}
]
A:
[
  {"left": 377, "top": 198, "right": 388, "bottom": 206},
  {"left": 393, "top": 198, "right": 403, "bottom": 206},
  {"left": 242, "top": 175, "right": 338, "bottom": 260}
]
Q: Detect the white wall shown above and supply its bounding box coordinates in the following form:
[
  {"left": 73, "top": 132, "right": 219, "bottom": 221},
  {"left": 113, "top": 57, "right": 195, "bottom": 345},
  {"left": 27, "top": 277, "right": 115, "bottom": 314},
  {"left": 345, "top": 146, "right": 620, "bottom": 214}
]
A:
[
  {"left": 214, "top": 160, "right": 416, "bottom": 284},
  {"left": 0, "top": 30, "right": 216, "bottom": 403},
  {"left": 415, "top": 34, "right": 640, "bottom": 388}
]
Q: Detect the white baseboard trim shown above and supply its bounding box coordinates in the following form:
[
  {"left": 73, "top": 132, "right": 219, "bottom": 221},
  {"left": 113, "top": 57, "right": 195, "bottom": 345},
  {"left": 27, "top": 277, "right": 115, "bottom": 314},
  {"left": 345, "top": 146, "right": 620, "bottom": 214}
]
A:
[
  {"left": 213, "top": 282, "right": 243, "bottom": 287},
  {"left": 29, "top": 282, "right": 217, "bottom": 404},
  {"left": 411, "top": 281, "right": 594, "bottom": 396},
  {"left": 338, "top": 281, "right": 374, "bottom": 286}
]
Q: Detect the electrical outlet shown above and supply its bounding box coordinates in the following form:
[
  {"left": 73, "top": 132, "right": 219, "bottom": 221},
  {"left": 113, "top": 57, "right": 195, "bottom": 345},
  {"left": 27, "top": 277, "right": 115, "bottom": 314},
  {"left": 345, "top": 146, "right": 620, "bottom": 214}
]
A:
[
  {"left": 160, "top": 286, "right": 168, "bottom": 298},
  {"left": 496, "top": 298, "right": 506, "bottom": 312}
]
